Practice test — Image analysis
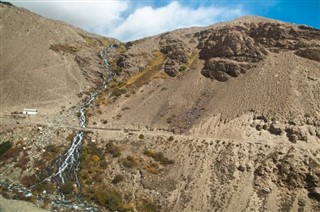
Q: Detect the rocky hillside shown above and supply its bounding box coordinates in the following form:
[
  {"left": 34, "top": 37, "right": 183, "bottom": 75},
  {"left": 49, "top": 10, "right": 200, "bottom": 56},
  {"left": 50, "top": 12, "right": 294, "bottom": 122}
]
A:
[
  {"left": 95, "top": 16, "right": 320, "bottom": 136},
  {"left": 83, "top": 15, "right": 320, "bottom": 211},
  {"left": 0, "top": 3, "right": 319, "bottom": 212}
]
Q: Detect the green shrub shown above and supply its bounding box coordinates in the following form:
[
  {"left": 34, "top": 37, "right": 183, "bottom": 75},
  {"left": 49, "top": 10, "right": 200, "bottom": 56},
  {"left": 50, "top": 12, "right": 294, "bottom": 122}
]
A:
[
  {"left": 179, "top": 65, "right": 187, "bottom": 72},
  {"left": 94, "top": 188, "right": 123, "bottom": 211},
  {"left": 87, "top": 142, "right": 103, "bottom": 157},
  {"left": 105, "top": 141, "right": 121, "bottom": 157},
  {"left": 113, "top": 67, "right": 122, "bottom": 75},
  {"left": 143, "top": 149, "right": 153, "bottom": 157},
  {"left": 122, "top": 156, "right": 136, "bottom": 168},
  {"left": 143, "top": 149, "right": 174, "bottom": 165},
  {"left": 168, "top": 136, "right": 174, "bottom": 141},
  {"left": 60, "top": 180, "right": 74, "bottom": 194},
  {"left": 112, "top": 175, "right": 124, "bottom": 184},
  {"left": 111, "top": 87, "right": 127, "bottom": 97},
  {"left": 0, "top": 141, "right": 12, "bottom": 156},
  {"left": 137, "top": 199, "right": 159, "bottom": 212},
  {"left": 32, "top": 181, "right": 55, "bottom": 194},
  {"left": 139, "top": 134, "right": 144, "bottom": 139}
]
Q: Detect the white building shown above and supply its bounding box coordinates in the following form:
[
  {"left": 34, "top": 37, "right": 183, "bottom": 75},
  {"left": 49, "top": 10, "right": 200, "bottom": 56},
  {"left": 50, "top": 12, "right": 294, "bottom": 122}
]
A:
[{"left": 22, "top": 109, "right": 38, "bottom": 115}]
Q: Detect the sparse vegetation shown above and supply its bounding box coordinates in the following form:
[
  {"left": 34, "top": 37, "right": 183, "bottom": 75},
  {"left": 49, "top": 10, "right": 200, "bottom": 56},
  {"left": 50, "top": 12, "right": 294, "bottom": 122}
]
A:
[
  {"left": 143, "top": 149, "right": 174, "bottom": 165},
  {"left": 15, "top": 152, "right": 30, "bottom": 170},
  {"left": 49, "top": 44, "right": 79, "bottom": 54},
  {"left": 20, "top": 174, "right": 37, "bottom": 187},
  {"left": 105, "top": 141, "right": 121, "bottom": 157},
  {"left": 32, "top": 181, "right": 56, "bottom": 195},
  {"left": 125, "top": 51, "right": 165, "bottom": 88},
  {"left": 92, "top": 188, "right": 124, "bottom": 211},
  {"left": 112, "top": 174, "right": 124, "bottom": 184},
  {"left": 91, "top": 154, "right": 100, "bottom": 162},
  {"left": 0, "top": 145, "right": 22, "bottom": 160},
  {"left": 60, "top": 180, "right": 74, "bottom": 194},
  {"left": 122, "top": 155, "right": 136, "bottom": 168},
  {"left": 145, "top": 165, "right": 159, "bottom": 174},
  {"left": 78, "top": 33, "right": 111, "bottom": 47},
  {"left": 179, "top": 65, "right": 187, "bottom": 72},
  {"left": 66, "top": 132, "right": 76, "bottom": 141},
  {"left": 0, "top": 141, "right": 12, "bottom": 157},
  {"left": 136, "top": 199, "right": 159, "bottom": 212},
  {"left": 111, "top": 87, "right": 127, "bottom": 97},
  {"left": 139, "top": 134, "right": 145, "bottom": 139}
]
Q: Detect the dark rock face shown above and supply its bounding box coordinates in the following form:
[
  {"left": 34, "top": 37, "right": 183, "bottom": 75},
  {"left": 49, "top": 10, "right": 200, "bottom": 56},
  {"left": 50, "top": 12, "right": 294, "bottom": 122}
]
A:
[
  {"left": 198, "top": 28, "right": 268, "bottom": 62},
  {"left": 116, "top": 54, "right": 131, "bottom": 69},
  {"left": 295, "top": 47, "right": 320, "bottom": 62},
  {"left": 163, "top": 59, "right": 178, "bottom": 77},
  {"left": 195, "top": 22, "right": 320, "bottom": 81},
  {"left": 201, "top": 59, "right": 254, "bottom": 82},
  {"left": 160, "top": 37, "right": 190, "bottom": 77}
]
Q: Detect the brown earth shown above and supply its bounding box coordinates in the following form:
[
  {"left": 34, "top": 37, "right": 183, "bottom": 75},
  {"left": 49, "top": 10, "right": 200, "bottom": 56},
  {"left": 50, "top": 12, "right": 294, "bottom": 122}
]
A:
[
  {"left": 0, "top": 3, "right": 320, "bottom": 212},
  {"left": 0, "top": 4, "right": 119, "bottom": 115}
]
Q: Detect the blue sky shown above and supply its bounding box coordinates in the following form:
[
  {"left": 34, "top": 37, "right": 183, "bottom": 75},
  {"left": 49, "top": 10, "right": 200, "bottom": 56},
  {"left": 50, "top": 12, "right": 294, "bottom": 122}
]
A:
[{"left": 7, "top": 0, "right": 320, "bottom": 42}]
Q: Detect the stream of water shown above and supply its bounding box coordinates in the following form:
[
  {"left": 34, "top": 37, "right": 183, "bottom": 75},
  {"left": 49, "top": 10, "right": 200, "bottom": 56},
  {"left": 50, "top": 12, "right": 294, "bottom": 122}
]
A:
[{"left": 52, "top": 44, "right": 116, "bottom": 187}]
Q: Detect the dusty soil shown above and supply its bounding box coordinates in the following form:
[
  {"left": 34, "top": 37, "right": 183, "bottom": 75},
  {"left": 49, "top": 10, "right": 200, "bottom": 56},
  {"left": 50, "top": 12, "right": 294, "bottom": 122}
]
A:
[
  {"left": 0, "top": 4, "right": 118, "bottom": 115},
  {"left": 0, "top": 195, "right": 48, "bottom": 212}
]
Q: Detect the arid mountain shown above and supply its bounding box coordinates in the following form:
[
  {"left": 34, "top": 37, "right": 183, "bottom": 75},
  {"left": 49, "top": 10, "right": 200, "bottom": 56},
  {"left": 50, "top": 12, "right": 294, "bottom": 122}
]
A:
[
  {"left": 0, "top": 3, "right": 118, "bottom": 114},
  {"left": 0, "top": 3, "right": 320, "bottom": 212},
  {"left": 99, "top": 16, "right": 320, "bottom": 134}
]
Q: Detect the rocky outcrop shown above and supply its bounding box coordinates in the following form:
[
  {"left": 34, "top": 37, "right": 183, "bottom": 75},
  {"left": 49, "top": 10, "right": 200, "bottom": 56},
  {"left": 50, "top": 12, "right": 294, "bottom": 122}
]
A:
[
  {"left": 285, "top": 126, "right": 307, "bottom": 143},
  {"left": 116, "top": 54, "right": 131, "bottom": 69},
  {"left": 254, "top": 147, "right": 320, "bottom": 203},
  {"left": 202, "top": 58, "right": 254, "bottom": 82},
  {"left": 160, "top": 37, "right": 190, "bottom": 77},
  {"left": 196, "top": 22, "right": 320, "bottom": 81},
  {"left": 295, "top": 47, "right": 320, "bottom": 62},
  {"left": 197, "top": 27, "right": 268, "bottom": 61}
]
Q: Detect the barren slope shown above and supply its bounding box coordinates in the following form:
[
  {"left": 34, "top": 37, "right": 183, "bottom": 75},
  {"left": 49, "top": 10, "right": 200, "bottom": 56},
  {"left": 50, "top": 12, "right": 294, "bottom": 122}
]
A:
[{"left": 0, "top": 4, "right": 118, "bottom": 114}]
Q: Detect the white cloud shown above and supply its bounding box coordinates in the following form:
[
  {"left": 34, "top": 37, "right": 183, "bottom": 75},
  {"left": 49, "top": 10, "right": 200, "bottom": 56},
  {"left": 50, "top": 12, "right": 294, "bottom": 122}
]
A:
[
  {"left": 110, "top": 2, "right": 244, "bottom": 41},
  {"left": 10, "top": 0, "right": 128, "bottom": 34},
  {"left": 8, "top": 1, "right": 245, "bottom": 42}
]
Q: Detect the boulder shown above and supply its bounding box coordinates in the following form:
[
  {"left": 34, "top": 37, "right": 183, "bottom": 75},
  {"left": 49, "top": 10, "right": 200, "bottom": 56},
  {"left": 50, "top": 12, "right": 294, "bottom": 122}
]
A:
[
  {"left": 256, "top": 124, "right": 263, "bottom": 131},
  {"left": 285, "top": 127, "right": 307, "bottom": 143},
  {"left": 237, "top": 165, "right": 246, "bottom": 172},
  {"left": 269, "top": 123, "right": 283, "bottom": 135}
]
